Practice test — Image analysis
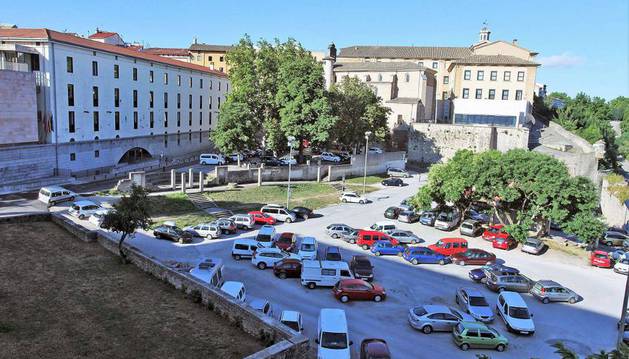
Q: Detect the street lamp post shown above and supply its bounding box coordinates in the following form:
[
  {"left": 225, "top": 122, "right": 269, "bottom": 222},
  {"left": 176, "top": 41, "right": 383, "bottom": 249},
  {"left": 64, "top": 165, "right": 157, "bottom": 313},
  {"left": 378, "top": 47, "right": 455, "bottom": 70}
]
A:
[
  {"left": 286, "top": 136, "right": 295, "bottom": 209},
  {"left": 363, "top": 131, "right": 372, "bottom": 196},
  {"left": 618, "top": 272, "right": 629, "bottom": 348}
]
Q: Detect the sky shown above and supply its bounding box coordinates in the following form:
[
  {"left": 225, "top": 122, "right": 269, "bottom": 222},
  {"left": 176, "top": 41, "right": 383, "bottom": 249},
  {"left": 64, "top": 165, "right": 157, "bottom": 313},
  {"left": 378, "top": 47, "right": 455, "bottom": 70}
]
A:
[{"left": 3, "top": 0, "right": 628, "bottom": 99}]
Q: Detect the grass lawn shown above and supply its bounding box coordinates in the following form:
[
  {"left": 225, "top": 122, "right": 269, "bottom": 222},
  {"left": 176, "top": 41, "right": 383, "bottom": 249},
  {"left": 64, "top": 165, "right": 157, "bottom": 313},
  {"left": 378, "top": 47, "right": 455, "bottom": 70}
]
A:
[
  {"left": 148, "top": 192, "right": 215, "bottom": 228},
  {"left": 344, "top": 174, "right": 389, "bottom": 185}
]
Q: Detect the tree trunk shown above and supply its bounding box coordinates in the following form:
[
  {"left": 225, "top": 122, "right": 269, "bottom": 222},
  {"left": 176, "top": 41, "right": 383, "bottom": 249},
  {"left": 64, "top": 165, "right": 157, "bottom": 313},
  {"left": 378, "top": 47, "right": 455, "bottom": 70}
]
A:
[{"left": 118, "top": 233, "right": 129, "bottom": 264}]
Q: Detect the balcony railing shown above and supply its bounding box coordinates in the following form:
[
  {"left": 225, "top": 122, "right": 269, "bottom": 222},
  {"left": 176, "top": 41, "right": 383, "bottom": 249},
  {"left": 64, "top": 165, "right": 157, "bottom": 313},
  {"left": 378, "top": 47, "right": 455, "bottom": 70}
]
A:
[{"left": 0, "top": 60, "right": 29, "bottom": 72}]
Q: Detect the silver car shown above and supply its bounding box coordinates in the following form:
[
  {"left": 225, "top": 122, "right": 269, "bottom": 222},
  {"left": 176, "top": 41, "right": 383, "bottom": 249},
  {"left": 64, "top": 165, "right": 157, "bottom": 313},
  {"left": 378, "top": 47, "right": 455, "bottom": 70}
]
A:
[
  {"left": 530, "top": 280, "right": 581, "bottom": 304},
  {"left": 603, "top": 231, "right": 629, "bottom": 247},
  {"left": 521, "top": 237, "right": 544, "bottom": 255},
  {"left": 386, "top": 229, "right": 423, "bottom": 245},
  {"left": 342, "top": 229, "right": 359, "bottom": 244},
  {"left": 387, "top": 167, "right": 411, "bottom": 178},
  {"left": 326, "top": 223, "right": 354, "bottom": 239},
  {"left": 455, "top": 287, "right": 494, "bottom": 323},
  {"left": 460, "top": 219, "right": 483, "bottom": 237},
  {"left": 408, "top": 304, "right": 475, "bottom": 334}
]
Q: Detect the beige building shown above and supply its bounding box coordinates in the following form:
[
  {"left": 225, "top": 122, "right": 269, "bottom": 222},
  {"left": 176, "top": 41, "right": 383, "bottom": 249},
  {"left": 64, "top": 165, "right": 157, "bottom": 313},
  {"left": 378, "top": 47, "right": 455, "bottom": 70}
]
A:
[{"left": 189, "top": 43, "right": 233, "bottom": 73}]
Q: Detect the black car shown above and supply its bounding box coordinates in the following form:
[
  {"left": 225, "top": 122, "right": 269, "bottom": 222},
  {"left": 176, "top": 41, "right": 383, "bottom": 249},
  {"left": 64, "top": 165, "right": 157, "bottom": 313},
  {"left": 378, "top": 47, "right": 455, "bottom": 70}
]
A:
[
  {"left": 335, "top": 152, "right": 351, "bottom": 162},
  {"left": 261, "top": 156, "right": 282, "bottom": 166},
  {"left": 291, "top": 206, "right": 313, "bottom": 220},
  {"left": 325, "top": 246, "right": 343, "bottom": 261},
  {"left": 468, "top": 264, "right": 519, "bottom": 282},
  {"left": 381, "top": 177, "right": 404, "bottom": 187},
  {"left": 384, "top": 206, "right": 401, "bottom": 220},
  {"left": 419, "top": 211, "right": 437, "bottom": 226},
  {"left": 349, "top": 255, "right": 374, "bottom": 281},
  {"left": 153, "top": 225, "right": 193, "bottom": 243}
]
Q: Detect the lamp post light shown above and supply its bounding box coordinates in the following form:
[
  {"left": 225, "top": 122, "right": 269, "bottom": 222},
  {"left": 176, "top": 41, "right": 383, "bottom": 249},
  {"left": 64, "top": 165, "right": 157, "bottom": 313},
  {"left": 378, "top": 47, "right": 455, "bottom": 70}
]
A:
[
  {"left": 363, "top": 131, "right": 372, "bottom": 196},
  {"left": 286, "top": 136, "right": 296, "bottom": 209}
]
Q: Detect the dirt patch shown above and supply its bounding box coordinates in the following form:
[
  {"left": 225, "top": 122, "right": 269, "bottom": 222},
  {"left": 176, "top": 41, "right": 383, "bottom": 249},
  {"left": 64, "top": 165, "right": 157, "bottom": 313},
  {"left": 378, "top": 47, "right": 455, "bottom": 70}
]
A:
[{"left": 0, "top": 221, "right": 263, "bottom": 359}]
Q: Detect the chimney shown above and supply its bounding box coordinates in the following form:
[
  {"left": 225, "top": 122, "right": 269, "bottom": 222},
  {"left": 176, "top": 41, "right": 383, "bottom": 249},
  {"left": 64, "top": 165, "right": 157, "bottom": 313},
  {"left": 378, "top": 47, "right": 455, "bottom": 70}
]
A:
[
  {"left": 194, "top": 36, "right": 198, "bottom": 45},
  {"left": 512, "top": 39, "right": 518, "bottom": 45}
]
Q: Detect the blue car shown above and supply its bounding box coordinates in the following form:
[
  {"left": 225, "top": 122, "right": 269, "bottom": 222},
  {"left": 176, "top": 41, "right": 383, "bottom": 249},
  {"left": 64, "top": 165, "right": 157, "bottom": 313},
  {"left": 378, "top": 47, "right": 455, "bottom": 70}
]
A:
[
  {"left": 402, "top": 246, "right": 449, "bottom": 265},
  {"left": 371, "top": 240, "right": 405, "bottom": 256},
  {"left": 468, "top": 263, "right": 519, "bottom": 282},
  {"left": 419, "top": 211, "right": 437, "bottom": 226},
  {"left": 466, "top": 208, "right": 490, "bottom": 224}
]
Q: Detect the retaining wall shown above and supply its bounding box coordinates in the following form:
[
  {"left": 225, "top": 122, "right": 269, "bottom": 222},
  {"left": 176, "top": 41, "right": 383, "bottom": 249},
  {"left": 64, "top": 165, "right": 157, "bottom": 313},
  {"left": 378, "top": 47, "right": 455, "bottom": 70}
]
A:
[
  {"left": 327, "top": 152, "right": 406, "bottom": 181},
  {"left": 600, "top": 178, "right": 629, "bottom": 228}
]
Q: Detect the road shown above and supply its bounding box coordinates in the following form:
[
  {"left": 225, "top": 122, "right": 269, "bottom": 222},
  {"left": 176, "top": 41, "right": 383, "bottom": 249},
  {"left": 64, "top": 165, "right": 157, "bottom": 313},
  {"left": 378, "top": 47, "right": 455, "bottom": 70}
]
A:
[{"left": 43, "top": 175, "right": 625, "bottom": 358}]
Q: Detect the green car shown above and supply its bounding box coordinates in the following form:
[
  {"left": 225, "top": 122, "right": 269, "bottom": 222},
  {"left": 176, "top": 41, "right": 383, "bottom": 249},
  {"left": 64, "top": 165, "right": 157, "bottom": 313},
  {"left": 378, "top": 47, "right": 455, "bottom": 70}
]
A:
[{"left": 453, "top": 321, "right": 508, "bottom": 352}]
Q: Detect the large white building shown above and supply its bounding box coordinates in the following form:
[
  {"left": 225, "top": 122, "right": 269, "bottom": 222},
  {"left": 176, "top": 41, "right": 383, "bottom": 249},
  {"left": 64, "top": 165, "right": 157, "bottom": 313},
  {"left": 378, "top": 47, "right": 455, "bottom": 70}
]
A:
[{"left": 0, "top": 28, "right": 228, "bottom": 182}]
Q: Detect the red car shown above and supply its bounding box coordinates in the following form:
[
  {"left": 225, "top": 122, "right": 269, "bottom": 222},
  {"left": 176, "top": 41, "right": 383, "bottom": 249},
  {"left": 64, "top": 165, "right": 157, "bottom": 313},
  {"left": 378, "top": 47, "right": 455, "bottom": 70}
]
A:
[
  {"left": 248, "top": 211, "right": 276, "bottom": 225},
  {"left": 482, "top": 224, "right": 509, "bottom": 241},
  {"left": 356, "top": 230, "right": 398, "bottom": 250},
  {"left": 275, "top": 232, "right": 296, "bottom": 252},
  {"left": 492, "top": 236, "right": 517, "bottom": 250},
  {"left": 333, "top": 278, "right": 386, "bottom": 303},
  {"left": 428, "top": 237, "right": 468, "bottom": 256},
  {"left": 451, "top": 248, "right": 496, "bottom": 266},
  {"left": 590, "top": 250, "right": 612, "bottom": 268},
  {"left": 273, "top": 258, "right": 302, "bottom": 279},
  {"left": 360, "top": 338, "right": 391, "bottom": 359}
]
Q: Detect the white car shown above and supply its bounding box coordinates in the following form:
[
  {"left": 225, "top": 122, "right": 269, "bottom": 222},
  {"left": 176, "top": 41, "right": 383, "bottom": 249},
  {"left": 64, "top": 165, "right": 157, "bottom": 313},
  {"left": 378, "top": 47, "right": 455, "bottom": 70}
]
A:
[
  {"left": 387, "top": 167, "right": 410, "bottom": 178},
  {"left": 366, "top": 221, "right": 396, "bottom": 232},
  {"left": 279, "top": 155, "right": 297, "bottom": 165},
  {"left": 251, "top": 247, "right": 298, "bottom": 269},
  {"left": 317, "top": 309, "right": 351, "bottom": 359},
  {"left": 229, "top": 214, "right": 255, "bottom": 230},
  {"left": 260, "top": 204, "right": 297, "bottom": 223},
  {"left": 320, "top": 152, "right": 341, "bottom": 162},
  {"left": 199, "top": 153, "right": 225, "bottom": 165},
  {"left": 368, "top": 147, "right": 383, "bottom": 154},
  {"left": 496, "top": 291, "right": 535, "bottom": 335},
  {"left": 220, "top": 281, "right": 246, "bottom": 302},
  {"left": 88, "top": 208, "right": 110, "bottom": 227},
  {"left": 340, "top": 191, "right": 367, "bottom": 204},
  {"left": 297, "top": 236, "right": 318, "bottom": 260},
  {"left": 69, "top": 200, "right": 102, "bottom": 220},
  {"left": 184, "top": 223, "right": 221, "bottom": 239},
  {"left": 280, "top": 310, "right": 303, "bottom": 333},
  {"left": 615, "top": 258, "right": 629, "bottom": 275}
]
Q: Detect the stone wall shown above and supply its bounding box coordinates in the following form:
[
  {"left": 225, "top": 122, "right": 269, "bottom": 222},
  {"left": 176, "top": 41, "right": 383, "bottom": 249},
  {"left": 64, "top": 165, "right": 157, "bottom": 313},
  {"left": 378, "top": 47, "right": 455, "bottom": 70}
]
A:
[
  {"left": 407, "top": 123, "right": 529, "bottom": 164},
  {"left": 0, "top": 70, "right": 38, "bottom": 145},
  {"left": 327, "top": 152, "right": 406, "bottom": 181},
  {"left": 600, "top": 178, "right": 629, "bottom": 228}
]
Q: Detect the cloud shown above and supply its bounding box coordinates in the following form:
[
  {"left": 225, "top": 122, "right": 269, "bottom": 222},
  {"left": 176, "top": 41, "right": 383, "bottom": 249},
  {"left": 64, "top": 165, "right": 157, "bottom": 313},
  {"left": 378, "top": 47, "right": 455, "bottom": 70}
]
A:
[{"left": 538, "top": 52, "right": 585, "bottom": 68}]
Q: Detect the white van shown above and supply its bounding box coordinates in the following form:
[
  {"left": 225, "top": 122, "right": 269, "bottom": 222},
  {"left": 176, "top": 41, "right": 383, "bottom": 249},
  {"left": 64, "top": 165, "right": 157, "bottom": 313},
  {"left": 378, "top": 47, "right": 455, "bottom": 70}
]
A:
[
  {"left": 199, "top": 153, "right": 225, "bottom": 165},
  {"left": 280, "top": 310, "right": 303, "bottom": 333},
  {"left": 231, "top": 239, "right": 261, "bottom": 260},
  {"left": 301, "top": 260, "right": 354, "bottom": 289},
  {"left": 189, "top": 258, "right": 224, "bottom": 287},
  {"left": 220, "top": 281, "right": 246, "bottom": 302},
  {"left": 297, "top": 236, "right": 318, "bottom": 260},
  {"left": 261, "top": 204, "right": 297, "bottom": 223},
  {"left": 496, "top": 291, "right": 535, "bottom": 335},
  {"left": 38, "top": 186, "right": 75, "bottom": 207},
  {"left": 317, "top": 308, "right": 352, "bottom": 359},
  {"left": 256, "top": 225, "right": 277, "bottom": 247},
  {"left": 69, "top": 200, "right": 101, "bottom": 220},
  {"left": 229, "top": 214, "right": 255, "bottom": 230},
  {"left": 434, "top": 210, "right": 461, "bottom": 231},
  {"left": 365, "top": 221, "right": 396, "bottom": 232}
]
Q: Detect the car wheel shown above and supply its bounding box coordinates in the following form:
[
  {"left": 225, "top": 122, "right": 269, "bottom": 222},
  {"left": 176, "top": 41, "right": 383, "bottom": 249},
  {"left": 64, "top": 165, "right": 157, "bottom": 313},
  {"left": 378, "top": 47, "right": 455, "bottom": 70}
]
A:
[
  {"left": 285, "top": 218, "right": 292, "bottom": 223},
  {"left": 460, "top": 343, "right": 470, "bottom": 351},
  {"left": 496, "top": 344, "right": 506, "bottom": 352},
  {"left": 486, "top": 261, "right": 494, "bottom": 265},
  {"left": 439, "top": 259, "right": 445, "bottom": 265},
  {"left": 373, "top": 295, "right": 382, "bottom": 302},
  {"left": 397, "top": 252, "right": 403, "bottom": 257},
  {"left": 359, "top": 200, "right": 365, "bottom": 204},
  {"left": 278, "top": 272, "right": 287, "bottom": 279},
  {"left": 411, "top": 239, "right": 418, "bottom": 244},
  {"left": 178, "top": 238, "right": 184, "bottom": 244},
  {"left": 605, "top": 241, "right": 613, "bottom": 247},
  {"left": 154, "top": 233, "right": 161, "bottom": 239},
  {"left": 362, "top": 245, "right": 369, "bottom": 250},
  {"left": 303, "top": 215, "right": 309, "bottom": 220},
  {"left": 506, "top": 324, "right": 515, "bottom": 333},
  {"left": 459, "top": 261, "right": 465, "bottom": 266},
  {"left": 422, "top": 325, "right": 433, "bottom": 334},
  {"left": 332, "top": 233, "right": 339, "bottom": 239},
  {"left": 569, "top": 297, "right": 577, "bottom": 304},
  {"left": 542, "top": 297, "right": 550, "bottom": 304},
  {"left": 340, "top": 295, "right": 349, "bottom": 303},
  {"left": 398, "top": 183, "right": 403, "bottom": 187},
  {"left": 411, "top": 258, "right": 419, "bottom": 265},
  {"left": 257, "top": 262, "right": 267, "bottom": 270},
  {"left": 233, "top": 254, "right": 241, "bottom": 260},
  {"left": 79, "top": 214, "right": 85, "bottom": 220},
  {"left": 342, "top": 198, "right": 347, "bottom": 203},
  {"left": 307, "top": 282, "right": 316, "bottom": 289},
  {"left": 374, "top": 251, "right": 382, "bottom": 256},
  {"left": 498, "top": 287, "right": 505, "bottom": 293},
  {"left": 349, "top": 239, "right": 356, "bottom": 244},
  {"left": 455, "top": 295, "right": 459, "bottom": 304}
]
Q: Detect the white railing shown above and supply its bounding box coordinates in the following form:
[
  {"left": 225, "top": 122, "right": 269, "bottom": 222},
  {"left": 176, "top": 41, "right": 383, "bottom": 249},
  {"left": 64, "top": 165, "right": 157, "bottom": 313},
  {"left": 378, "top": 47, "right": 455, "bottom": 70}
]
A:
[{"left": 0, "top": 60, "right": 29, "bottom": 72}]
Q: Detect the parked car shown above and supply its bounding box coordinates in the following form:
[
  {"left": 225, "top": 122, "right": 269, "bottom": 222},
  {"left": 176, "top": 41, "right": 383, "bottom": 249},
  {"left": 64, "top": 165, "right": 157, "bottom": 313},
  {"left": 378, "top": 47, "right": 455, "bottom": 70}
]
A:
[
  {"left": 252, "top": 247, "right": 298, "bottom": 270},
  {"left": 69, "top": 200, "right": 102, "bottom": 220},
  {"left": 349, "top": 255, "right": 374, "bottom": 281},
  {"left": 278, "top": 155, "right": 297, "bottom": 166},
  {"left": 460, "top": 219, "right": 483, "bottom": 237},
  {"left": 465, "top": 206, "right": 491, "bottom": 224},
  {"left": 371, "top": 240, "right": 405, "bottom": 256},
  {"left": 301, "top": 260, "right": 353, "bottom": 289},
  {"left": 521, "top": 237, "right": 545, "bottom": 255},
  {"left": 248, "top": 211, "right": 277, "bottom": 225},
  {"left": 603, "top": 231, "right": 629, "bottom": 247},
  {"left": 340, "top": 191, "right": 367, "bottom": 204},
  {"left": 496, "top": 291, "right": 535, "bottom": 335},
  {"left": 273, "top": 258, "right": 302, "bottom": 279},
  {"left": 274, "top": 232, "right": 297, "bottom": 252},
  {"left": 455, "top": 287, "right": 494, "bottom": 323},
  {"left": 38, "top": 186, "right": 76, "bottom": 207},
  {"left": 334, "top": 151, "right": 351, "bottom": 162},
  {"left": 482, "top": 224, "right": 509, "bottom": 241},
  {"left": 199, "top": 153, "right": 225, "bottom": 165},
  {"left": 469, "top": 264, "right": 520, "bottom": 283},
  {"left": 493, "top": 236, "right": 517, "bottom": 251},
  {"left": 260, "top": 156, "right": 282, "bottom": 166},
  {"left": 231, "top": 239, "right": 261, "bottom": 260},
  {"left": 386, "top": 229, "right": 423, "bottom": 245},
  {"left": 384, "top": 206, "right": 401, "bottom": 219},
  {"left": 153, "top": 224, "right": 193, "bottom": 243},
  {"left": 367, "top": 221, "right": 397, "bottom": 232},
  {"left": 320, "top": 152, "right": 342, "bottom": 162},
  {"left": 387, "top": 167, "right": 410, "bottom": 178},
  {"left": 280, "top": 310, "right": 303, "bottom": 333},
  {"left": 291, "top": 206, "right": 313, "bottom": 220},
  {"left": 213, "top": 218, "right": 237, "bottom": 234},
  {"left": 333, "top": 279, "right": 386, "bottom": 303},
  {"left": 184, "top": 223, "right": 221, "bottom": 239},
  {"left": 408, "top": 305, "right": 475, "bottom": 334},
  {"left": 297, "top": 236, "right": 318, "bottom": 260},
  {"left": 428, "top": 237, "right": 469, "bottom": 256},
  {"left": 360, "top": 338, "right": 391, "bottom": 359},
  {"left": 434, "top": 210, "right": 461, "bottom": 231},
  {"left": 317, "top": 308, "right": 351, "bottom": 359},
  {"left": 419, "top": 211, "right": 437, "bottom": 226},
  {"left": 530, "top": 280, "right": 581, "bottom": 304},
  {"left": 368, "top": 147, "right": 383, "bottom": 154},
  {"left": 381, "top": 177, "right": 404, "bottom": 187},
  {"left": 614, "top": 258, "right": 629, "bottom": 275},
  {"left": 226, "top": 153, "right": 245, "bottom": 163},
  {"left": 255, "top": 225, "right": 277, "bottom": 247},
  {"left": 451, "top": 249, "right": 496, "bottom": 266},
  {"left": 220, "top": 281, "right": 246, "bottom": 302},
  {"left": 357, "top": 230, "right": 397, "bottom": 250},
  {"left": 403, "top": 246, "right": 450, "bottom": 265},
  {"left": 326, "top": 223, "right": 354, "bottom": 239},
  {"left": 485, "top": 272, "right": 533, "bottom": 293},
  {"left": 88, "top": 208, "right": 110, "bottom": 228},
  {"left": 261, "top": 204, "right": 297, "bottom": 223},
  {"left": 342, "top": 229, "right": 359, "bottom": 244},
  {"left": 590, "top": 250, "right": 613, "bottom": 268},
  {"left": 399, "top": 197, "right": 415, "bottom": 212},
  {"left": 398, "top": 210, "right": 420, "bottom": 223},
  {"left": 453, "top": 322, "right": 508, "bottom": 352},
  {"left": 325, "top": 246, "right": 343, "bottom": 261},
  {"left": 229, "top": 214, "right": 255, "bottom": 230},
  {"left": 249, "top": 298, "right": 274, "bottom": 317}
]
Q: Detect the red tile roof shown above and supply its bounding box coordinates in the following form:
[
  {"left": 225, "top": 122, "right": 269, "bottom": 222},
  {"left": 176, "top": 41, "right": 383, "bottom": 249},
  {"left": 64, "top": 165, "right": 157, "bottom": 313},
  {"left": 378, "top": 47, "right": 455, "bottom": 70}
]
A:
[
  {"left": 88, "top": 31, "right": 119, "bottom": 39},
  {"left": 0, "top": 28, "right": 227, "bottom": 78},
  {"left": 143, "top": 48, "right": 191, "bottom": 57}
]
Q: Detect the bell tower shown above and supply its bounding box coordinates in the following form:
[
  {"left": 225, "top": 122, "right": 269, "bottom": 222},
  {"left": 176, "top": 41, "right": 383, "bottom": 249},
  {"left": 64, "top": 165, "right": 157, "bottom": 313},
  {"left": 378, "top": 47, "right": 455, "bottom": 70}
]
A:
[{"left": 479, "top": 22, "right": 491, "bottom": 43}]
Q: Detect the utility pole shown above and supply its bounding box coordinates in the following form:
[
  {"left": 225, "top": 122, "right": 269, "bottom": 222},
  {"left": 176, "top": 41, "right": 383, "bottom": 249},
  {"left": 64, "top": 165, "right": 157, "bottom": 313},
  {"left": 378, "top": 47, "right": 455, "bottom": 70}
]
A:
[
  {"left": 286, "top": 136, "right": 295, "bottom": 209},
  {"left": 363, "top": 131, "right": 371, "bottom": 196}
]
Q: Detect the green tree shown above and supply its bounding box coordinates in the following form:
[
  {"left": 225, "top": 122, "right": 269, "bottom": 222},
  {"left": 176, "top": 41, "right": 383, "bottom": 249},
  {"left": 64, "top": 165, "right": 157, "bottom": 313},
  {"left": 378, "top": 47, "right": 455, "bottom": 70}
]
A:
[{"left": 101, "top": 185, "right": 152, "bottom": 262}]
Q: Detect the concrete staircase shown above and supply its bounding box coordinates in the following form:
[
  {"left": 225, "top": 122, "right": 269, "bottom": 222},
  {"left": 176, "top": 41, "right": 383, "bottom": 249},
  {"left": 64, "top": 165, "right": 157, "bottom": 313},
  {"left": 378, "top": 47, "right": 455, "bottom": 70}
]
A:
[{"left": 187, "top": 192, "right": 232, "bottom": 218}]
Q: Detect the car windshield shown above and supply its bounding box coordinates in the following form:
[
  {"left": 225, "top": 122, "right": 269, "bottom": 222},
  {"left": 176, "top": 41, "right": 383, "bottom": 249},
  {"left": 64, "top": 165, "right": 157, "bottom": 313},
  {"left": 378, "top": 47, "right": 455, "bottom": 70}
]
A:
[
  {"left": 283, "top": 320, "right": 300, "bottom": 332},
  {"left": 301, "top": 244, "right": 315, "bottom": 251},
  {"left": 469, "top": 296, "right": 489, "bottom": 307},
  {"left": 509, "top": 306, "right": 531, "bottom": 319},
  {"left": 355, "top": 259, "right": 371, "bottom": 268},
  {"left": 525, "top": 240, "right": 538, "bottom": 246},
  {"left": 413, "top": 307, "right": 427, "bottom": 316},
  {"left": 71, "top": 205, "right": 81, "bottom": 210},
  {"left": 320, "top": 332, "right": 348, "bottom": 350}
]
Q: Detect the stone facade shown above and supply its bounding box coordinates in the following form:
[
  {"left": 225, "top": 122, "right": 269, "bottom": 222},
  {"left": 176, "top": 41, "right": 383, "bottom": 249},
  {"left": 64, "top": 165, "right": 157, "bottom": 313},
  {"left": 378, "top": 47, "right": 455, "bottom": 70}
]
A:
[
  {"left": 600, "top": 178, "right": 629, "bottom": 228},
  {"left": 0, "top": 70, "right": 38, "bottom": 145}
]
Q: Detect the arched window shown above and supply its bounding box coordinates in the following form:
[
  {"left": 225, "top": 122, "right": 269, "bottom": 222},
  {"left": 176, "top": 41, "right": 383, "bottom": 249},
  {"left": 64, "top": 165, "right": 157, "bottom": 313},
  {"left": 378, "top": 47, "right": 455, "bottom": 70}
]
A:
[
  {"left": 365, "top": 75, "right": 371, "bottom": 82},
  {"left": 378, "top": 74, "right": 382, "bottom": 81},
  {"left": 405, "top": 73, "right": 410, "bottom": 82}
]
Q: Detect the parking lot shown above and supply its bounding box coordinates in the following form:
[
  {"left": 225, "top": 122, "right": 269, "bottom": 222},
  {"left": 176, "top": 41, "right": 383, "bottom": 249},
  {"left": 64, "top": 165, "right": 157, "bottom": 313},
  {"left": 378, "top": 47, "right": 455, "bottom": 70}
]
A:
[{"left": 55, "top": 174, "right": 624, "bottom": 358}]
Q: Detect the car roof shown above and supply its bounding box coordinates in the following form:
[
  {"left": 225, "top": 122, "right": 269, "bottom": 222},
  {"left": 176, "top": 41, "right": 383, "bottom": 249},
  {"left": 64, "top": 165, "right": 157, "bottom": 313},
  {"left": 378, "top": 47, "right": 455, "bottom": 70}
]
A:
[
  {"left": 303, "top": 260, "right": 348, "bottom": 270},
  {"left": 499, "top": 291, "right": 527, "bottom": 306},
  {"left": 259, "top": 225, "right": 275, "bottom": 233},
  {"left": 300, "top": 236, "right": 316, "bottom": 244},
  {"left": 326, "top": 246, "right": 341, "bottom": 252},
  {"left": 459, "top": 321, "right": 488, "bottom": 330},
  {"left": 221, "top": 281, "right": 244, "bottom": 295},
  {"left": 234, "top": 238, "right": 259, "bottom": 245},
  {"left": 375, "top": 221, "right": 396, "bottom": 225},
  {"left": 249, "top": 298, "right": 269, "bottom": 310},
  {"left": 423, "top": 304, "right": 450, "bottom": 313},
  {"left": 280, "top": 310, "right": 301, "bottom": 322},
  {"left": 525, "top": 237, "right": 542, "bottom": 243},
  {"left": 42, "top": 186, "right": 69, "bottom": 192},
  {"left": 319, "top": 308, "right": 347, "bottom": 333},
  {"left": 462, "top": 219, "right": 479, "bottom": 225},
  {"left": 258, "top": 247, "right": 283, "bottom": 253},
  {"left": 593, "top": 250, "right": 609, "bottom": 255},
  {"left": 339, "top": 278, "right": 368, "bottom": 286},
  {"left": 264, "top": 203, "right": 284, "bottom": 208},
  {"left": 536, "top": 280, "right": 561, "bottom": 287},
  {"left": 440, "top": 237, "right": 467, "bottom": 242},
  {"left": 73, "top": 200, "right": 97, "bottom": 206},
  {"left": 460, "top": 287, "right": 484, "bottom": 297},
  {"left": 352, "top": 255, "right": 371, "bottom": 262}
]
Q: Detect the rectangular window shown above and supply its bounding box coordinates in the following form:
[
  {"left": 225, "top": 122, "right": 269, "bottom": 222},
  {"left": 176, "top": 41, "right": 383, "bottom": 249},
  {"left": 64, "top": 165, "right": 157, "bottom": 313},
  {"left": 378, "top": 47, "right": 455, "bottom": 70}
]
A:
[
  {"left": 188, "top": 131, "right": 192, "bottom": 142},
  {"left": 164, "top": 134, "right": 168, "bottom": 148},
  {"left": 150, "top": 111, "right": 154, "bottom": 128},
  {"left": 164, "top": 112, "right": 168, "bottom": 127},
  {"left": 114, "top": 64, "right": 119, "bottom": 79},
  {"left": 92, "top": 86, "right": 99, "bottom": 106},
  {"left": 133, "top": 90, "right": 138, "bottom": 108},
  {"left": 115, "top": 111, "right": 120, "bottom": 130},
  {"left": 66, "top": 57, "right": 73, "bottom": 73},
  {"left": 188, "top": 112, "right": 192, "bottom": 126},
  {"left": 208, "top": 111, "right": 212, "bottom": 125},
  {"left": 488, "top": 89, "right": 496, "bottom": 100},
  {"left": 443, "top": 76, "right": 449, "bottom": 84},
  {"left": 133, "top": 112, "right": 138, "bottom": 129},
  {"left": 68, "top": 111, "right": 75, "bottom": 133},
  {"left": 504, "top": 71, "right": 511, "bottom": 81},
  {"left": 490, "top": 71, "right": 497, "bottom": 81},
  {"left": 442, "top": 91, "right": 448, "bottom": 100},
  {"left": 149, "top": 91, "right": 154, "bottom": 108},
  {"left": 199, "top": 111, "right": 202, "bottom": 126},
  {"left": 177, "top": 93, "right": 181, "bottom": 109},
  {"left": 517, "top": 71, "right": 525, "bottom": 81},
  {"left": 200, "top": 78, "right": 203, "bottom": 88},
  {"left": 70, "top": 153, "right": 76, "bottom": 161},
  {"left": 177, "top": 75, "right": 181, "bottom": 86},
  {"left": 209, "top": 96, "right": 212, "bottom": 109},
  {"left": 164, "top": 72, "right": 168, "bottom": 85},
  {"left": 114, "top": 88, "right": 120, "bottom": 107},
  {"left": 464, "top": 70, "right": 471, "bottom": 80},
  {"left": 67, "top": 84, "right": 74, "bottom": 106},
  {"left": 218, "top": 82, "right": 221, "bottom": 91},
  {"left": 515, "top": 90, "right": 523, "bottom": 100},
  {"left": 502, "top": 89, "right": 509, "bottom": 100},
  {"left": 220, "top": 56, "right": 224, "bottom": 62},
  {"left": 189, "top": 77, "right": 192, "bottom": 88},
  {"left": 218, "top": 97, "right": 221, "bottom": 109},
  {"left": 475, "top": 89, "right": 482, "bottom": 99},
  {"left": 208, "top": 55, "right": 213, "bottom": 61},
  {"left": 189, "top": 94, "right": 192, "bottom": 109},
  {"left": 477, "top": 70, "right": 484, "bottom": 81},
  {"left": 177, "top": 112, "right": 181, "bottom": 127},
  {"left": 199, "top": 95, "right": 203, "bottom": 109},
  {"left": 93, "top": 111, "right": 99, "bottom": 131},
  {"left": 432, "top": 61, "right": 438, "bottom": 69},
  {"left": 94, "top": 150, "right": 99, "bottom": 158},
  {"left": 164, "top": 92, "right": 168, "bottom": 108},
  {"left": 462, "top": 88, "right": 469, "bottom": 99},
  {"left": 92, "top": 61, "right": 98, "bottom": 76},
  {"left": 133, "top": 67, "right": 138, "bottom": 81},
  {"left": 209, "top": 80, "right": 213, "bottom": 90},
  {"left": 149, "top": 70, "right": 154, "bottom": 83}
]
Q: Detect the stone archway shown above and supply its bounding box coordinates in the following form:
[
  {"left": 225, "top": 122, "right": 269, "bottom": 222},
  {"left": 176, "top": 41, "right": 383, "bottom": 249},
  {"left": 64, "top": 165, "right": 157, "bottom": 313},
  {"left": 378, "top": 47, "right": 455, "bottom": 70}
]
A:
[{"left": 118, "top": 147, "right": 152, "bottom": 164}]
